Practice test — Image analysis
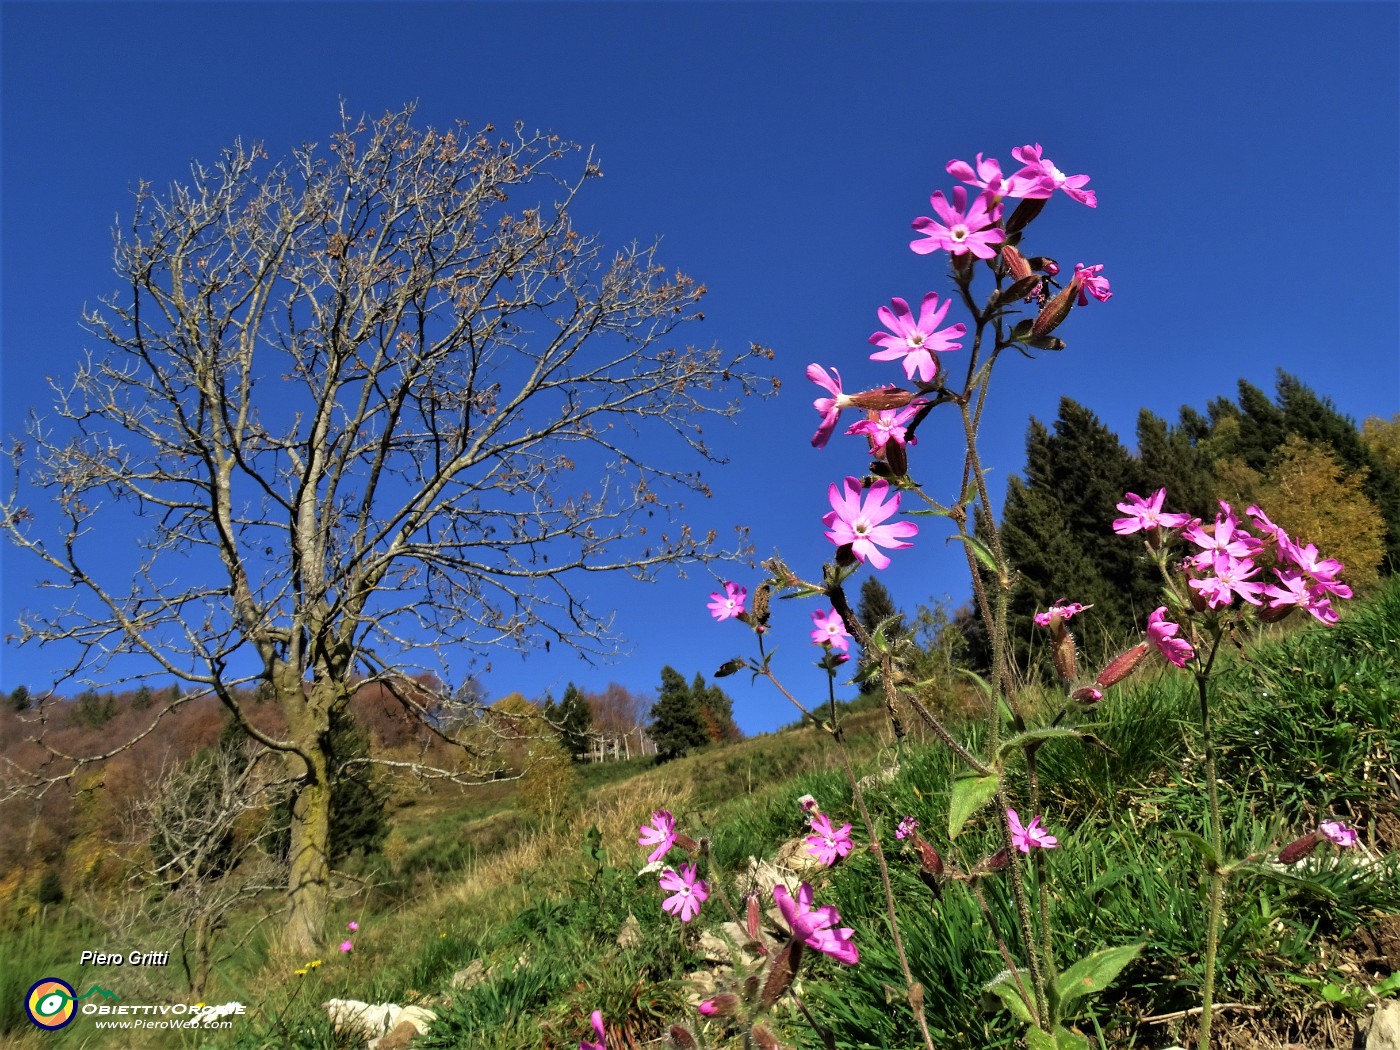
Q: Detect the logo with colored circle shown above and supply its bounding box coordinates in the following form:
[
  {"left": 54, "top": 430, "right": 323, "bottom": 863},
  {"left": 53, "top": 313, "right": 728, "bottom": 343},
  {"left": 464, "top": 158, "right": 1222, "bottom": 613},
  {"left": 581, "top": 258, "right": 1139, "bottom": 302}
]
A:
[{"left": 26, "top": 978, "right": 77, "bottom": 1030}]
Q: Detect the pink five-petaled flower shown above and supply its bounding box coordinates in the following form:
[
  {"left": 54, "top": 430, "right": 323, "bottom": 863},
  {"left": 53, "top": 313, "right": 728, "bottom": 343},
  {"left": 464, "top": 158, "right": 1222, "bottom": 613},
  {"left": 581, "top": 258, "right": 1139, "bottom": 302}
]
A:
[
  {"left": 1007, "top": 809, "right": 1059, "bottom": 853},
  {"left": 1319, "top": 820, "right": 1359, "bottom": 848},
  {"left": 1183, "top": 502, "right": 1265, "bottom": 569},
  {"left": 807, "top": 364, "right": 857, "bottom": 449},
  {"left": 1008, "top": 144, "right": 1097, "bottom": 206},
  {"left": 810, "top": 608, "right": 853, "bottom": 653},
  {"left": 1073, "top": 263, "right": 1112, "bottom": 304},
  {"left": 773, "top": 883, "right": 859, "bottom": 965},
  {"left": 346, "top": 921, "right": 358, "bottom": 932},
  {"left": 895, "top": 816, "right": 919, "bottom": 840},
  {"left": 822, "top": 476, "right": 917, "bottom": 571},
  {"left": 1279, "top": 536, "right": 1353, "bottom": 599},
  {"left": 1113, "top": 489, "right": 1192, "bottom": 536},
  {"left": 579, "top": 1010, "right": 607, "bottom": 1050},
  {"left": 659, "top": 863, "right": 708, "bottom": 923},
  {"left": 1263, "top": 570, "right": 1339, "bottom": 625},
  {"left": 707, "top": 581, "right": 747, "bottom": 622},
  {"left": 1033, "top": 600, "right": 1092, "bottom": 628},
  {"left": 805, "top": 813, "right": 854, "bottom": 867},
  {"left": 867, "top": 292, "right": 966, "bottom": 383},
  {"left": 1189, "top": 552, "right": 1266, "bottom": 608},
  {"left": 846, "top": 404, "right": 922, "bottom": 453},
  {"left": 1146, "top": 607, "right": 1194, "bottom": 668},
  {"left": 638, "top": 809, "right": 677, "bottom": 864},
  {"left": 911, "top": 186, "right": 1006, "bottom": 260},
  {"left": 339, "top": 940, "right": 353, "bottom": 953}
]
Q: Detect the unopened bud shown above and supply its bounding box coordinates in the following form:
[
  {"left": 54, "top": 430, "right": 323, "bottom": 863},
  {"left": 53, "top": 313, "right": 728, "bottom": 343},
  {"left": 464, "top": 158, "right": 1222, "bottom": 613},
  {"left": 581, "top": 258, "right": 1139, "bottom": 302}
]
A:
[
  {"left": 981, "top": 848, "right": 1010, "bottom": 873},
  {"left": 951, "top": 250, "right": 975, "bottom": 283},
  {"left": 1052, "top": 630, "right": 1077, "bottom": 683},
  {"left": 1277, "top": 831, "right": 1322, "bottom": 865},
  {"left": 1005, "top": 197, "right": 1047, "bottom": 235},
  {"left": 697, "top": 994, "right": 739, "bottom": 1017},
  {"left": 1070, "top": 686, "right": 1103, "bottom": 707},
  {"left": 669, "top": 1024, "right": 700, "bottom": 1049},
  {"left": 913, "top": 834, "right": 944, "bottom": 877},
  {"left": 1095, "top": 642, "right": 1152, "bottom": 689},
  {"left": 1032, "top": 278, "right": 1081, "bottom": 337},
  {"left": 674, "top": 834, "right": 699, "bottom": 853},
  {"left": 752, "top": 1023, "right": 783, "bottom": 1050},
  {"left": 883, "top": 437, "right": 908, "bottom": 478},
  {"left": 1000, "top": 244, "right": 1033, "bottom": 282},
  {"left": 847, "top": 386, "right": 918, "bottom": 411},
  {"left": 1256, "top": 603, "right": 1294, "bottom": 624}
]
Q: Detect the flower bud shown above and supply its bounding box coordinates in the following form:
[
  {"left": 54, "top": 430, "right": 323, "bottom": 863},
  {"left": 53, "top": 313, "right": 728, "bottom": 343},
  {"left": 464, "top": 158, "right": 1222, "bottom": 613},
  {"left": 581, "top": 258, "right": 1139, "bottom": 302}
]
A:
[
  {"left": 847, "top": 386, "right": 918, "bottom": 411},
  {"left": 752, "top": 1023, "right": 782, "bottom": 1050},
  {"left": 1277, "top": 831, "right": 1322, "bottom": 865},
  {"left": 1032, "top": 278, "right": 1081, "bottom": 337},
  {"left": 1255, "top": 602, "right": 1294, "bottom": 624},
  {"left": 912, "top": 834, "right": 944, "bottom": 877},
  {"left": 980, "top": 848, "right": 1010, "bottom": 873},
  {"left": 697, "top": 994, "right": 739, "bottom": 1017},
  {"left": 1094, "top": 642, "right": 1152, "bottom": 689},
  {"left": 883, "top": 437, "right": 908, "bottom": 478},
  {"left": 1070, "top": 686, "right": 1103, "bottom": 707},
  {"left": 1052, "top": 630, "right": 1077, "bottom": 683},
  {"left": 674, "top": 834, "right": 699, "bottom": 853},
  {"left": 1005, "top": 197, "right": 1047, "bottom": 235},
  {"left": 1000, "top": 244, "right": 1033, "bottom": 282},
  {"left": 670, "top": 1024, "right": 700, "bottom": 1049}
]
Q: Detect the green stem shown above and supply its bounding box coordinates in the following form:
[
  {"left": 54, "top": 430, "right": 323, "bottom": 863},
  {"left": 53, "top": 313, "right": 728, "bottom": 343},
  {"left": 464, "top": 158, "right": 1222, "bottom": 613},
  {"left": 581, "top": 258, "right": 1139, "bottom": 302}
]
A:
[{"left": 1195, "top": 636, "right": 1226, "bottom": 1050}]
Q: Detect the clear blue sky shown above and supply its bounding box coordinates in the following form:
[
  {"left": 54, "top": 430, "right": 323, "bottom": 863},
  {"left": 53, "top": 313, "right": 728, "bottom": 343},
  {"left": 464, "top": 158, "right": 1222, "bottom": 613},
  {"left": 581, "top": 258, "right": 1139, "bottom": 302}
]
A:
[{"left": 3, "top": 2, "right": 1397, "bottom": 735}]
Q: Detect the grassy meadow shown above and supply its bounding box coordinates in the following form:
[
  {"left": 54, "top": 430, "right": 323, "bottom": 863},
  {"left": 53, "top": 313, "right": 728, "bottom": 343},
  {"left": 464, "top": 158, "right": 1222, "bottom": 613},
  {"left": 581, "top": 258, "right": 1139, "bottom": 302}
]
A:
[{"left": 3, "top": 580, "right": 1398, "bottom": 1050}]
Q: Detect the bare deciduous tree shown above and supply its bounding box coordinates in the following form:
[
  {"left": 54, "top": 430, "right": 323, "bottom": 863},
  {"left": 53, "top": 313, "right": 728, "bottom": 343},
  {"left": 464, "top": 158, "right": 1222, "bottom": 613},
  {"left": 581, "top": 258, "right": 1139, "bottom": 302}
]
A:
[{"left": 3, "top": 104, "right": 772, "bottom": 951}]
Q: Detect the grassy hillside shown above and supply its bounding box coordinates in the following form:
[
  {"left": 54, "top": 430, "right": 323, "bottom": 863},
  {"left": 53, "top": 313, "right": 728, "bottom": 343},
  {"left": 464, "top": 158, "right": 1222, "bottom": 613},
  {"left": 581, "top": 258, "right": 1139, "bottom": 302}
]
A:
[{"left": 3, "top": 581, "right": 1397, "bottom": 1049}]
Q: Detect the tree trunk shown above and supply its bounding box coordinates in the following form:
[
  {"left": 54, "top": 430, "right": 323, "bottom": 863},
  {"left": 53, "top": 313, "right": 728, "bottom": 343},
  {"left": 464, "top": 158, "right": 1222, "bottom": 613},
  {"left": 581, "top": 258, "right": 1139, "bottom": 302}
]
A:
[{"left": 286, "top": 763, "right": 331, "bottom": 955}]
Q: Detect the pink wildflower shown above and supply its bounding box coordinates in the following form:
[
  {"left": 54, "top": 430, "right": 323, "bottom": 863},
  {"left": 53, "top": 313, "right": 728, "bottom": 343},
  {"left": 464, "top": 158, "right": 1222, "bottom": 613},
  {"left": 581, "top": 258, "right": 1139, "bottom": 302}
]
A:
[
  {"left": 1113, "top": 489, "right": 1192, "bottom": 536},
  {"left": 945, "top": 152, "right": 1010, "bottom": 195},
  {"left": 659, "top": 863, "right": 708, "bottom": 923},
  {"left": 773, "top": 883, "right": 859, "bottom": 965},
  {"left": 1183, "top": 502, "right": 1264, "bottom": 568},
  {"left": 846, "top": 403, "right": 922, "bottom": 453},
  {"left": 638, "top": 809, "right": 677, "bottom": 864},
  {"left": 895, "top": 816, "right": 919, "bottom": 840},
  {"left": 1146, "top": 607, "right": 1194, "bottom": 668},
  {"left": 1319, "top": 820, "right": 1359, "bottom": 848},
  {"left": 1033, "top": 600, "right": 1092, "bottom": 628},
  {"left": 707, "top": 581, "right": 747, "bottom": 622},
  {"left": 911, "top": 186, "right": 1006, "bottom": 260},
  {"left": 346, "top": 921, "right": 358, "bottom": 932},
  {"left": 1008, "top": 144, "right": 1097, "bottom": 206},
  {"left": 339, "top": 940, "right": 353, "bottom": 953},
  {"left": 1073, "top": 263, "right": 1112, "bottom": 304},
  {"left": 1279, "top": 536, "right": 1353, "bottom": 599},
  {"left": 807, "top": 364, "right": 856, "bottom": 449},
  {"left": 822, "top": 476, "right": 917, "bottom": 570},
  {"left": 805, "top": 813, "right": 854, "bottom": 867},
  {"left": 1007, "top": 809, "right": 1059, "bottom": 852},
  {"left": 1189, "top": 552, "right": 1266, "bottom": 608},
  {"left": 810, "top": 608, "right": 853, "bottom": 652},
  {"left": 1263, "top": 571, "right": 1338, "bottom": 625},
  {"left": 580, "top": 1010, "right": 607, "bottom": 1050},
  {"left": 798, "top": 794, "right": 820, "bottom": 816},
  {"left": 867, "top": 292, "right": 966, "bottom": 383}
]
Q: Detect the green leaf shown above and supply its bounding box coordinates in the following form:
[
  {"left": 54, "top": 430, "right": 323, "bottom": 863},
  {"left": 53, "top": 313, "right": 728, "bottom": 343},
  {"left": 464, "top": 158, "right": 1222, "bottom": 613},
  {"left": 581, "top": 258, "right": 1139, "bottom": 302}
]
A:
[
  {"left": 948, "top": 773, "right": 1000, "bottom": 839},
  {"left": 1025, "top": 1028, "right": 1056, "bottom": 1050},
  {"left": 1054, "top": 943, "right": 1144, "bottom": 1013},
  {"left": 1166, "top": 828, "right": 1222, "bottom": 869},
  {"left": 714, "top": 659, "right": 746, "bottom": 678},
  {"left": 981, "top": 969, "right": 1036, "bottom": 1025},
  {"left": 996, "top": 727, "right": 1083, "bottom": 759},
  {"left": 777, "top": 585, "right": 827, "bottom": 600},
  {"left": 1052, "top": 1026, "right": 1091, "bottom": 1050},
  {"left": 906, "top": 505, "right": 954, "bottom": 517},
  {"left": 947, "top": 533, "right": 998, "bottom": 573},
  {"left": 1373, "top": 972, "right": 1400, "bottom": 999}
]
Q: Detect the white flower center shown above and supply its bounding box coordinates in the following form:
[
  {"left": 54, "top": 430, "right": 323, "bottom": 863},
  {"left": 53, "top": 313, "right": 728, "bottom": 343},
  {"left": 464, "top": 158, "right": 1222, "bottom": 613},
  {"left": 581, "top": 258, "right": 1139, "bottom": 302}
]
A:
[
  {"left": 1044, "top": 161, "right": 1066, "bottom": 185},
  {"left": 951, "top": 224, "right": 969, "bottom": 242}
]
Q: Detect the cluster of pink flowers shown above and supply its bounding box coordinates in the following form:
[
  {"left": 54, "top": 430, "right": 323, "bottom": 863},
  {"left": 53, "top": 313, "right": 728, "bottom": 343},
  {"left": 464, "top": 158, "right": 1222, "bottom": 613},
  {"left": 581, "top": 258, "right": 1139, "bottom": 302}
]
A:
[
  {"left": 1033, "top": 600, "right": 1093, "bottom": 628},
  {"left": 895, "top": 816, "right": 919, "bottom": 840},
  {"left": 1117, "top": 490, "right": 1352, "bottom": 626},
  {"left": 638, "top": 809, "right": 710, "bottom": 924},
  {"left": 805, "top": 812, "right": 854, "bottom": 867},
  {"left": 638, "top": 809, "right": 677, "bottom": 863}
]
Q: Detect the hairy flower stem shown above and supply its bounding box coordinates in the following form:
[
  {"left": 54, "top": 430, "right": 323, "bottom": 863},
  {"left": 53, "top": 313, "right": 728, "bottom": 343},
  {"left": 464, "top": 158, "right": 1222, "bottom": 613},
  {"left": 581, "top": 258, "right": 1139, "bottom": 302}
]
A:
[
  {"left": 836, "top": 740, "right": 937, "bottom": 1050},
  {"left": 1195, "top": 636, "right": 1226, "bottom": 1050},
  {"left": 997, "top": 785, "right": 1050, "bottom": 1029}
]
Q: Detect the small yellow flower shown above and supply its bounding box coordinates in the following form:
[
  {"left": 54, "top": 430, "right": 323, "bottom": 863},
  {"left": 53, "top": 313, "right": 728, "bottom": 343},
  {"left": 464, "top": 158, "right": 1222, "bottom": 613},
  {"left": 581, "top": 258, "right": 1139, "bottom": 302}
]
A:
[
  {"left": 294, "top": 969, "right": 307, "bottom": 976},
  {"left": 439, "top": 932, "right": 446, "bottom": 939},
  {"left": 309, "top": 960, "right": 322, "bottom": 968}
]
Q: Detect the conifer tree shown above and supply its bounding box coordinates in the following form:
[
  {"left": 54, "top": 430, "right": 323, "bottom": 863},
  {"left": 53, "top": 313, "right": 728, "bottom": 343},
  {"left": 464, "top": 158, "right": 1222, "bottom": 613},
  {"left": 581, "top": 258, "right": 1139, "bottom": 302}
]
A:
[
  {"left": 649, "top": 666, "right": 709, "bottom": 760},
  {"left": 855, "top": 576, "right": 905, "bottom": 697},
  {"left": 691, "top": 672, "right": 739, "bottom": 744},
  {"left": 555, "top": 683, "right": 594, "bottom": 761}
]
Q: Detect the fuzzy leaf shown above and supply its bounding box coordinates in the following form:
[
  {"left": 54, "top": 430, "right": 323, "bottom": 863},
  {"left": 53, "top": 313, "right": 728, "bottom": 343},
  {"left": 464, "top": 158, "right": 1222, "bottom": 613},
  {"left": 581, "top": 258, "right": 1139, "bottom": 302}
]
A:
[
  {"left": 982, "top": 968, "right": 1036, "bottom": 1025},
  {"left": 1026, "top": 1029, "right": 1057, "bottom": 1050},
  {"left": 760, "top": 938, "right": 803, "bottom": 1008},
  {"left": 1052, "top": 1026, "right": 1091, "bottom": 1049},
  {"left": 947, "top": 532, "right": 998, "bottom": 573},
  {"left": 1054, "top": 942, "right": 1143, "bottom": 1012},
  {"left": 1166, "top": 829, "right": 1222, "bottom": 869},
  {"left": 996, "top": 727, "right": 1083, "bottom": 759},
  {"left": 948, "top": 773, "right": 1000, "bottom": 840}
]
